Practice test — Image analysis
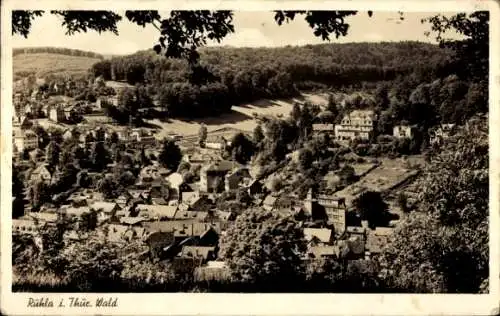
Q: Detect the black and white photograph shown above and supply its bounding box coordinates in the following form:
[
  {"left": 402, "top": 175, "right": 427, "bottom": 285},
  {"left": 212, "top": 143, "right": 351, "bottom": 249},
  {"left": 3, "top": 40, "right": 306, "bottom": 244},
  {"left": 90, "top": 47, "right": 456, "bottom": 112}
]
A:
[{"left": 2, "top": 1, "right": 499, "bottom": 315}]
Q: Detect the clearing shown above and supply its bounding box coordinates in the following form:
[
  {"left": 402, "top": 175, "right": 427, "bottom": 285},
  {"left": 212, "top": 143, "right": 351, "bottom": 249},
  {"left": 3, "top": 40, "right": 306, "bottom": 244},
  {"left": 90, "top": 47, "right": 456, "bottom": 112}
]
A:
[
  {"left": 146, "top": 93, "right": 330, "bottom": 139},
  {"left": 13, "top": 53, "right": 101, "bottom": 79}
]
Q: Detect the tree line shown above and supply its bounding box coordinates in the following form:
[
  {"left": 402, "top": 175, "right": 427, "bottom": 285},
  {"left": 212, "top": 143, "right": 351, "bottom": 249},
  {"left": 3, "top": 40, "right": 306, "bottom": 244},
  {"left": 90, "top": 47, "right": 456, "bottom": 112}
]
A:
[
  {"left": 13, "top": 47, "right": 104, "bottom": 59},
  {"left": 90, "top": 41, "right": 454, "bottom": 119}
]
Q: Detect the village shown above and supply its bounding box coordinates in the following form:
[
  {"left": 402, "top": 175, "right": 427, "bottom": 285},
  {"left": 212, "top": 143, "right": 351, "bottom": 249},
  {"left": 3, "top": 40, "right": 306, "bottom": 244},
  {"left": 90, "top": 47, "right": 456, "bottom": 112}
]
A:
[{"left": 11, "top": 75, "right": 460, "bottom": 282}]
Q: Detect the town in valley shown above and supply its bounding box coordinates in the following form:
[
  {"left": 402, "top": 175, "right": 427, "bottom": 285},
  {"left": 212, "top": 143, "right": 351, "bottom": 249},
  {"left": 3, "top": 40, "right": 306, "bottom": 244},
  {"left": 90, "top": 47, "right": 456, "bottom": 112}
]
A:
[{"left": 11, "top": 10, "right": 489, "bottom": 294}]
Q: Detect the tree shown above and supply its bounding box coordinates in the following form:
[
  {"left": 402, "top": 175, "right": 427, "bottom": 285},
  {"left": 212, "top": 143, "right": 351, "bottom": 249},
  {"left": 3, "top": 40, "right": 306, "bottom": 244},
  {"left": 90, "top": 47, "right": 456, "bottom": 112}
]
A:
[
  {"left": 159, "top": 139, "right": 182, "bottom": 171},
  {"left": 379, "top": 115, "right": 488, "bottom": 293},
  {"left": 29, "top": 179, "right": 50, "bottom": 211},
  {"left": 12, "top": 165, "right": 26, "bottom": 218},
  {"left": 97, "top": 176, "right": 119, "bottom": 199},
  {"left": 45, "top": 140, "right": 61, "bottom": 167},
  {"left": 230, "top": 133, "right": 255, "bottom": 164},
  {"left": 76, "top": 170, "right": 91, "bottom": 188},
  {"left": 298, "top": 148, "right": 314, "bottom": 172},
  {"left": 219, "top": 208, "right": 307, "bottom": 290},
  {"left": 253, "top": 124, "right": 265, "bottom": 145},
  {"left": 422, "top": 11, "right": 489, "bottom": 81},
  {"left": 198, "top": 124, "right": 208, "bottom": 147},
  {"left": 90, "top": 142, "right": 110, "bottom": 171},
  {"left": 397, "top": 192, "right": 410, "bottom": 213},
  {"left": 352, "top": 191, "right": 389, "bottom": 229}
]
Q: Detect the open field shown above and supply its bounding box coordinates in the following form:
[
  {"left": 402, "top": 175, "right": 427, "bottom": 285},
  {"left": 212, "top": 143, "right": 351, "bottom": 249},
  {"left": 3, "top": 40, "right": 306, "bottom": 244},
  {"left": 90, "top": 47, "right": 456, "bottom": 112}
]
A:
[
  {"left": 146, "top": 93, "right": 330, "bottom": 139},
  {"left": 13, "top": 53, "right": 100, "bottom": 78},
  {"left": 333, "top": 157, "right": 423, "bottom": 207}
]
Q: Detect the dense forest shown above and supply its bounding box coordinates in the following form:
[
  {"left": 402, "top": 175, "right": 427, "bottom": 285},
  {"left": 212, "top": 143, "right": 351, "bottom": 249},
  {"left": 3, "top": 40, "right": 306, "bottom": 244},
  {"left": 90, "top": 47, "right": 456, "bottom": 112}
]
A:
[
  {"left": 13, "top": 47, "right": 104, "bottom": 59},
  {"left": 90, "top": 41, "right": 456, "bottom": 118}
]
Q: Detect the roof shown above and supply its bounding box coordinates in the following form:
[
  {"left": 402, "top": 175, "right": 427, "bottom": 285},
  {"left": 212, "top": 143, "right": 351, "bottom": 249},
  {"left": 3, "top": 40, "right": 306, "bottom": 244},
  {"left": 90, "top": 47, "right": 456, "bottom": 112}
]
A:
[
  {"left": 304, "top": 228, "right": 333, "bottom": 244},
  {"left": 372, "top": 227, "right": 393, "bottom": 236},
  {"left": 61, "top": 206, "right": 91, "bottom": 217},
  {"left": 182, "top": 191, "right": 200, "bottom": 204},
  {"left": 27, "top": 212, "right": 58, "bottom": 223},
  {"left": 136, "top": 204, "right": 178, "bottom": 220},
  {"left": 90, "top": 201, "right": 119, "bottom": 213},
  {"left": 179, "top": 246, "right": 216, "bottom": 260},
  {"left": 312, "top": 124, "right": 334, "bottom": 131},
  {"left": 307, "top": 245, "right": 337, "bottom": 259},
  {"left": 106, "top": 224, "right": 147, "bottom": 243},
  {"left": 206, "top": 261, "right": 228, "bottom": 269},
  {"left": 346, "top": 226, "right": 366, "bottom": 235},
  {"left": 173, "top": 210, "right": 209, "bottom": 221},
  {"left": 119, "top": 217, "right": 146, "bottom": 225},
  {"left": 203, "top": 160, "right": 236, "bottom": 173},
  {"left": 263, "top": 195, "right": 278, "bottom": 206}
]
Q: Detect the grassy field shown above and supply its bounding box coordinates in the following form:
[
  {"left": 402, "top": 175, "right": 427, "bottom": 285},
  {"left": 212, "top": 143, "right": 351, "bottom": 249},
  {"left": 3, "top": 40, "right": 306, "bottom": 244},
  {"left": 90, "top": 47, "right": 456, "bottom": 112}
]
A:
[
  {"left": 13, "top": 53, "right": 100, "bottom": 78},
  {"left": 147, "top": 93, "right": 330, "bottom": 139},
  {"left": 333, "top": 157, "right": 422, "bottom": 207}
]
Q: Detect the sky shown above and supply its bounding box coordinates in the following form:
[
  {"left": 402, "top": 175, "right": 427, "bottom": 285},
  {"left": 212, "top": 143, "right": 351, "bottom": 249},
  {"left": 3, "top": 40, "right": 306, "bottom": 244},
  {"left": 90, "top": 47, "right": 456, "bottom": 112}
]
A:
[{"left": 12, "top": 11, "right": 464, "bottom": 55}]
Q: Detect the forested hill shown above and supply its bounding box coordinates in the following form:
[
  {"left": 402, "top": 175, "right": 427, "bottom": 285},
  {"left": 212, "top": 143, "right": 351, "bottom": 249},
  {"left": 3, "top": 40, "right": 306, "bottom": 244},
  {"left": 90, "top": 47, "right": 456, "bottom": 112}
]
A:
[
  {"left": 91, "top": 41, "right": 456, "bottom": 118},
  {"left": 93, "top": 41, "right": 453, "bottom": 85},
  {"left": 13, "top": 47, "right": 104, "bottom": 59}
]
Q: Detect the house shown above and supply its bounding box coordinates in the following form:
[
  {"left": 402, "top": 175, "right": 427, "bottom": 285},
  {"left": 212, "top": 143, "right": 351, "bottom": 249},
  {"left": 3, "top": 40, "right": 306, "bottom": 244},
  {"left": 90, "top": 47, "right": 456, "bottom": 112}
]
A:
[
  {"left": 312, "top": 124, "right": 335, "bottom": 137},
  {"left": 334, "top": 110, "right": 376, "bottom": 141},
  {"left": 30, "top": 164, "right": 52, "bottom": 183},
  {"left": 48, "top": 105, "right": 65, "bottom": 122},
  {"left": 181, "top": 192, "right": 212, "bottom": 212},
  {"left": 200, "top": 160, "right": 237, "bottom": 193},
  {"left": 303, "top": 228, "right": 334, "bottom": 245},
  {"left": 90, "top": 201, "right": 121, "bottom": 222},
  {"left": 119, "top": 216, "right": 146, "bottom": 226},
  {"left": 106, "top": 224, "right": 148, "bottom": 243},
  {"left": 429, "top": 124, "right": 456, "bottom": 145},
  {"left": 205, "top": 136, "right": 228, "bottom": 150},
  {"left": 346, "top": 226, "right": 367, "bottom": 240},
  {"left": 393, "top": 125, "right": 417, "bottom": 139},
  {"left": 135, "top": 204, "right": 178, "bottom": 221},
  {"left": 178, "top": 246, "right": 216, "bottom": 263},
  {"left": 129, "top": 128, "right": 156, "bottom": 147},
  {"left": 60, "top": 206, "right": 92, "bottom": 218},
  {"left": 12, "top": 219, "right": 39, "bottom": 235},
  {"left": 13, "top": 129, "right": 39, "bottom": 153},
  {"left": 306, "top": 245, "right": 337, "bottom": 260},
  {"left": 303, "top": 188, "right": 347, "bottom": 235},
  {"left": 262, "top": 195, "right": 278, "bottom": 211},
  {"left": 225, "top": 167, "right": 252, "bottom": 191},
  {"left": 173, "top": 210, "right": 210, "bottom": 221},
  {"left": 25, "top": 211, "right": 59, "bottom": 224}
]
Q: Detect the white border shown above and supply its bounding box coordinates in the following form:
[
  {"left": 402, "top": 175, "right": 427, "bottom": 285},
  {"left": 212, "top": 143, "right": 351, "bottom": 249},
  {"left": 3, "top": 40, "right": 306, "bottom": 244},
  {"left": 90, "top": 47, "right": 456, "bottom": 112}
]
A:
[{"left": 1, "top": 1, "right": 499, "bottom": 315}]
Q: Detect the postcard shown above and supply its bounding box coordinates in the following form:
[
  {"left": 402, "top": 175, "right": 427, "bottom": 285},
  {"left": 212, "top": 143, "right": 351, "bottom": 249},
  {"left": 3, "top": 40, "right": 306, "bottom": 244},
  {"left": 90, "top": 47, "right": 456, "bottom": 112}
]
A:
[{"left": 1, "top": 0, "right": 499, "bottom": 315}]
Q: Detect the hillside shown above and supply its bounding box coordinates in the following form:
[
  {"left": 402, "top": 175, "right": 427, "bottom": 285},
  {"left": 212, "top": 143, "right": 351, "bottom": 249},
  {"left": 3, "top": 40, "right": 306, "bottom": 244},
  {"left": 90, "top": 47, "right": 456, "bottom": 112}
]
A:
[
  {"left": 13, "top": 50, "right": 102, "bottom": 80},
  {"left": 90, "top": 41, "right": 455, "bottom": 119}
]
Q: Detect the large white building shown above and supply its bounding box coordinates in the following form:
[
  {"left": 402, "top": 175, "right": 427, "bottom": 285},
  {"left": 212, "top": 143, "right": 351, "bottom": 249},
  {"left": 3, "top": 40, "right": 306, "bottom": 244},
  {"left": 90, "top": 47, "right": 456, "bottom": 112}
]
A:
[
  {"left": 334, "top": 110, "right": 376, "bottom": 141},
  {"left": 13, "top": 129, "right": 38, "bottom": 153}
]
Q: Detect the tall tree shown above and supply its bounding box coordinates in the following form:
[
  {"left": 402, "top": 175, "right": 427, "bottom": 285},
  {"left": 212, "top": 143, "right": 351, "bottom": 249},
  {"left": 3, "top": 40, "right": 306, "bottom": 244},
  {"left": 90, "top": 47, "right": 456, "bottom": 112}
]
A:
[
  {"left": 159, "top": 139, "right": 182, "bottom": 171},
  {"left": 198, "top": 124, "right": 208, "bottom": 147},
  {"left": 219, "top": 208, "right": 307, "bottom": 290}
]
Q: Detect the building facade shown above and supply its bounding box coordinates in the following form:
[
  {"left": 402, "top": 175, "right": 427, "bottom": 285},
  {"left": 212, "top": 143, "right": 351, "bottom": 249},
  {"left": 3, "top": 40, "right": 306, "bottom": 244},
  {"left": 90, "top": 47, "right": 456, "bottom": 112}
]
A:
[{"left": 334, "top": 110, "right": 376, "bottom": 141}]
